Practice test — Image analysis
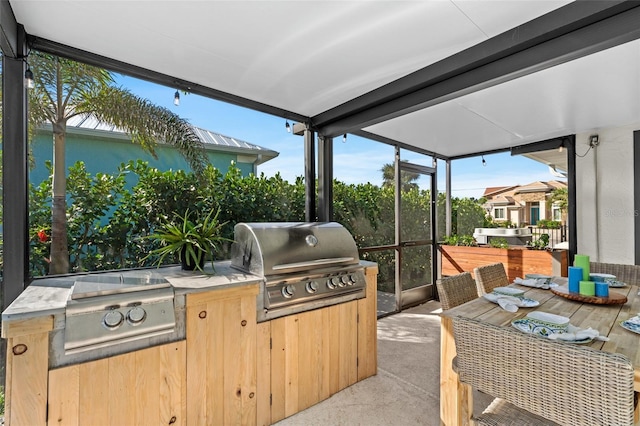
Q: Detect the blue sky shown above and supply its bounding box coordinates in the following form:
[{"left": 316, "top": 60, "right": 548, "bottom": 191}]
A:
[{"left": 116, "top": 74, "right": 564, "bottom": 199}]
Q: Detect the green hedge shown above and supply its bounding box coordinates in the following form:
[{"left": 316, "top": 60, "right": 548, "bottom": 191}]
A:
[{"left": 24, "top": 160, "right": 487, "bottom": 281}]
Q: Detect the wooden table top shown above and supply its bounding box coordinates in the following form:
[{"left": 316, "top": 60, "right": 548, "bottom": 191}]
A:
[{"left": 444, "top": 278, "right": 640, "bottom": 390}]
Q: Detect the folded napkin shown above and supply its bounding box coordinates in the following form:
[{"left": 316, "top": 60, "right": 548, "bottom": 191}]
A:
[
  {"left": 497, "top": 296, "right": 519, "bottom": 313},
  {"left": 484, "top": 293, "right": 521, "bottom": 312},
  {"left": 547, "top": 324, "right": 609, "bottom": 342},
  {"left": 513, "top": 277, "right": 559, "bottom": 289}
]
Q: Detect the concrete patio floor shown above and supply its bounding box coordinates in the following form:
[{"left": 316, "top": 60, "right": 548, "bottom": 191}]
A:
[{"left": 274, "top": 300, "right": 491, "bottom": 426}]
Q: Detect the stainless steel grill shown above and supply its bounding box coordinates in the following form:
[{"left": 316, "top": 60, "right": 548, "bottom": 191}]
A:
[
  {"left": 64, "top": 271, "right": 176, "bottom": 354},
  {"left": 230, "top": 222, "right": 366, "bottom": 322}
]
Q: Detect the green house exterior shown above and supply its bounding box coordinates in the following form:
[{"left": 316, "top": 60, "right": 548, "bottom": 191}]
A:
[{"left": 29, "top": 117, "right": 279, "bottom": 186}]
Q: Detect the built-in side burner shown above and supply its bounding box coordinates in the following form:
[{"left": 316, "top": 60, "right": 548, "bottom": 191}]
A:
[
  {"left": 64, "top": 271, "right": 176, "bottom": 354},
  {"left": 70, "top": 273, "right": 171, "bottom": 299}
]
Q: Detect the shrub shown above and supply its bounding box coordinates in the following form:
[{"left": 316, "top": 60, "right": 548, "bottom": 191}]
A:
[
  {"left": 489, "top": 237, "right": 509, "bottom": 249},
  {"left": 536, "top": 219, "right": 561, "bottom": 229},
  {"left": 442, "top": 234, "right": 477, "bottom": 246}
]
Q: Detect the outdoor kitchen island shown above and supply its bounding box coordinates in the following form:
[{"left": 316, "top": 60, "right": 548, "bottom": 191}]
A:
[{"left": 1, "top": 260, "right": 378, "bottom": 426}]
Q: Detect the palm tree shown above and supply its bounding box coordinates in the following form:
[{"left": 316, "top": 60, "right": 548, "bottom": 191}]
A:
[
  {"left": 28, "top": 52, "right": 208, "bottom": 274},
  {"left": 380, "top": 163, "right": 420, "bottom": 192}
]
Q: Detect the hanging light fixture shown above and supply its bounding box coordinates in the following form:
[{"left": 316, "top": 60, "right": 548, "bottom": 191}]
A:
[
  {"left": 173, "top": 90, "right": 180, "bottom": 106},
  {"left": 482, "top": 155, "right": 486, "bottom": 166},
  {"left": 343, "top": 134, "right": 347, "bottom": 143},
  {"left": 24, "top": 65, "right": 34, "bottom": 89},
  {"left": 285, "top": 120, "right": 291, "bottom": 133}
]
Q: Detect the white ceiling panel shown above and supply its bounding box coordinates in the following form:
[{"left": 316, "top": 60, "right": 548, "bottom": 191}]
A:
[
  {"left": 458, "top": 40, "right": 640, "bottom": 140},
  {"left": 10, "top": 0, "right": 572, "bottom": 117},
  {"left": 453, "top": 0, "right": 573, "bottom": 38},
  {"left": 364, "top": 100, "right": 518, "bottom": 156},
  {"left": 365, "top": 38, "right": 640, "bottom": 157},
  {"left": 14, "top": 0, "right": 637, "bottom": 162}
]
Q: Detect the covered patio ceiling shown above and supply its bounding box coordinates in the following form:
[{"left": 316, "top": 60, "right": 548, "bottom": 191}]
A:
[{"left": 7, "top": 1, "right": 640, "bottom": 170}]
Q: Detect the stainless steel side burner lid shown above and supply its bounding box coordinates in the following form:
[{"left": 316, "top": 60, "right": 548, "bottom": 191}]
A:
[{"left": 64, "top": 271, "right": 176, "bottom": 354}]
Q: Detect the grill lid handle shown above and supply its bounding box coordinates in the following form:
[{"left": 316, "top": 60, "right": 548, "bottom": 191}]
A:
[{"left": 272, "top": 257, "right": 356, "bottom": 271}]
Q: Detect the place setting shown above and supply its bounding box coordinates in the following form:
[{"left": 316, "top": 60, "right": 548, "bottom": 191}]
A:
[
  {"left": 512, "top": 274, "right": 559, "bottom": 290},
  {"left": 483, "top": 286, "right": 540, "bottom": 312},
  {"left": 511, "top": 311, "right": 610, "bottom": 344}
]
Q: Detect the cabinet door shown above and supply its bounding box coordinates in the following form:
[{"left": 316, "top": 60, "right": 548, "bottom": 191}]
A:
[
  {"left": 185, "top": 285, "right": 258, "bottom": 426},
  {"left": 48, "top": 341, "right": 186, "bottom": 426},
  {"left": 270, "top": 301, "right": 358, "bottom": 423},
  {"left": 256, "top": 322, "right": 272, "bottom": 426},
  {"left": 358, "top": 265, "right": 378, "bottom": 380}
]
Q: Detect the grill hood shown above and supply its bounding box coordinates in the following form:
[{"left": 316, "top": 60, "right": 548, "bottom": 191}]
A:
[{"left": 230, "top": 222, "right": 360, "bottom": 277}]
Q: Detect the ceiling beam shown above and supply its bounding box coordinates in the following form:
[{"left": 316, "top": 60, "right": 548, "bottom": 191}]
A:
[
  {"left": 314, "top": 1, "right": 640, "bottom": 137},
  {"left": 27, "top": 35, "right": 310, "bottom": 124},
  {"left": 510, "top": 136, "right": 569, "bottom": 156},
  {"left": 352, "top": 130, "right": 444, "bottom": 159}
]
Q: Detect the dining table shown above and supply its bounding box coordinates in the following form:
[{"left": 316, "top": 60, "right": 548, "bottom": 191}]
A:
[{"left": 439, "top": 277, "right": 640, "bottom": 426}]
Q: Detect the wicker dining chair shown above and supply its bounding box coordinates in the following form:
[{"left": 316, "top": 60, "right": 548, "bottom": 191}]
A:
[
  {"left": 590, "top": 261, "right": 640, "bottom": 284},
  {"left": 436, "top": 272, "right": 478, "bottom": 310},
  {"left": 451, "top": 315, "right": 636, "bottom": 426},
  {"left": 473, "top": 262, "right": 510, "bottom": 296}
]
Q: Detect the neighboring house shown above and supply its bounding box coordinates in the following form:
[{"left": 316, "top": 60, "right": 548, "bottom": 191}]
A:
[
  {"left": 483, "top": 180, "right": 567, "bottom": 226},
  {"left": 29, "top": 114, "right": 279, "bottom": 186}
]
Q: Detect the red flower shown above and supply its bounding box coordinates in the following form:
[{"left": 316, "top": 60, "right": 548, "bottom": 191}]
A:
[{"left": 37, "top": 229, "right": 48, "bottom": 243}]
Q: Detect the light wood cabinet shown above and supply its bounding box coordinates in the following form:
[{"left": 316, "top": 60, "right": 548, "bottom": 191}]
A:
[
  {"left": 47, "top": 341, "right": 186, "bottom": 426},
  {"left": 2, "top": 316, "right": 53, "bottom": 426},
  {"left": 257, "top": 265, "right": 378, "bottom": 425},
  {"left": 3, "top": 265, "right": 376, "bottom": 426},
  {"left": 185, "top": 284, "right": 259, "bottom": 426}
]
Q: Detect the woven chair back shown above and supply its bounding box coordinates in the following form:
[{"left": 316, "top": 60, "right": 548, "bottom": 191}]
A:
[
  {"left": 436, "top": 272, "right": 478, "bottom": 310},
  {"left": 590, "top": 262, "right": 640, "bottom": 284},
  {"left": 473, "top": 262, "right": 509, "bottom": 295},
  {"left": 452, "top": 316, "right": 635, "bottom": 426}
]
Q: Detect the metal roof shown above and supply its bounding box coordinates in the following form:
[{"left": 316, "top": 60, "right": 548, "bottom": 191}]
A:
[{"left": 64, "top": 114, "right": 279, "bottom": 163}]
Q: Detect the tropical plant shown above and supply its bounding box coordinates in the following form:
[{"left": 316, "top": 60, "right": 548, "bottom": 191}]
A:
[
  {"left": 527, "top": 233, "right": 550, "bottom": 250},
  {"left": 380, "top": 163, "right": 420, "bottom": 192},
  {"left": 27, "top": 52, "right": 208, "bottom": 275},
  {"left": 549, "top": 187, "right": 568, "bottom": 213},
  {"left": 145, "top": 208, "right": 230, "bottom": 272}
]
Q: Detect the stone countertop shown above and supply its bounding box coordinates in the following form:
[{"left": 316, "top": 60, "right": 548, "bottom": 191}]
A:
[{"left": 2, "top": 260, "right": 262, "bottom": 323}]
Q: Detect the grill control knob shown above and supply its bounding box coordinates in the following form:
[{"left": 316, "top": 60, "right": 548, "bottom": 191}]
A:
[
  {"left": 127, "top": 306, "right": 147, "bottom": 325},
  {"left": 340, "top": 275, "right": 350, "bottom": 287},
  {"left": 347, "top": 275, "right": 356, "bottom": 286},
  {"left": 103, "top": 310, "right": 124, "bottom": 329},
  {"left": 327, "top": 278, "right": 338, "bottom": 289},
  {"left": 282, "top": 285, "right": 295, "bottom": 298},
  {"left": 306, "top": 281, "right": 318, "bottom": 293}
]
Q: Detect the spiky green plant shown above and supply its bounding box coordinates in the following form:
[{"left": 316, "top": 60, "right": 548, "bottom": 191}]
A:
[{"left": 145, "top": 208, "right": 230, "bottom": 272}]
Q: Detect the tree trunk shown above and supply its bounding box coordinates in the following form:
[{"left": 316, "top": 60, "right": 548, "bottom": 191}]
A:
[{"left": 49, "top": 124, "right": 69, "bottom": 274}]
